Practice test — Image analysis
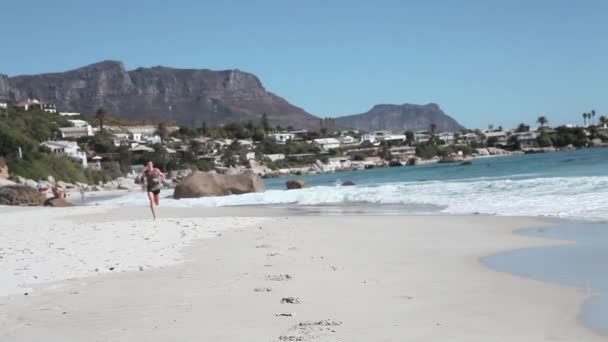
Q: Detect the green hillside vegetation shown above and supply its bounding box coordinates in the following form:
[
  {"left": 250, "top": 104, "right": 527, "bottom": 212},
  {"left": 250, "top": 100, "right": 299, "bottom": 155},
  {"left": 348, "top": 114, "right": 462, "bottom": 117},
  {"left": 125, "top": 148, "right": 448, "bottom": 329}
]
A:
[{"left": 0, "top": 107, "right": 108, "bottom": 183}]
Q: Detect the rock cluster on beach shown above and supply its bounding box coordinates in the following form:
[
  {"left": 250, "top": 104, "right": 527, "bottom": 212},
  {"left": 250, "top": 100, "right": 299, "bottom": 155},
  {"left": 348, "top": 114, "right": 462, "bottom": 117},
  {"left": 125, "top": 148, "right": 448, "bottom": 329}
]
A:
[
  {"left": 0, "top": 185, "right": 46, "bottom": 206},
  {"left": 173, "top": 171, "right": 265, "bottom": 199}
]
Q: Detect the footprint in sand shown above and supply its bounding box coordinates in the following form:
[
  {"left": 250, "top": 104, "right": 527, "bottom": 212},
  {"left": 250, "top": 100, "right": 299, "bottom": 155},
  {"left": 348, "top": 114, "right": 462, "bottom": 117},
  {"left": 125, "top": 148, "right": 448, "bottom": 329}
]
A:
[
  {"left": 278, "top": 319, "right": 342, "bottom": 341},
  {"left": 256, "top": 244, "right": 271, "bottom": 249},
  {"left": 253, "top": 287, "right": 273, "bottom": 292},
  {"left": 267, "top": 274, "right": 292, "bottom": 281},
  {"left": 281, "top": 297, "right": 302, "bottom": 304}
]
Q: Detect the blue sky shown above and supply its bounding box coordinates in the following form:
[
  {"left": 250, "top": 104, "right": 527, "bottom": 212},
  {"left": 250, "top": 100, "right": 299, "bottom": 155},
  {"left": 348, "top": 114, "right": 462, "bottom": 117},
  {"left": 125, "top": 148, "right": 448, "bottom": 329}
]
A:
[{"left": 2, "top": 0, "right": 606, "bottom": 129}]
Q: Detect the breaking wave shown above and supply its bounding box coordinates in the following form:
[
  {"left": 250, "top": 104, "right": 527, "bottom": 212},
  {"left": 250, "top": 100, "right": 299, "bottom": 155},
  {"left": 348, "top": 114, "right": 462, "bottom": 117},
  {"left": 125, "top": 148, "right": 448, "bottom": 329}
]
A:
[{"left": 99, "top": 176, "right": 608, "bottom": 221}]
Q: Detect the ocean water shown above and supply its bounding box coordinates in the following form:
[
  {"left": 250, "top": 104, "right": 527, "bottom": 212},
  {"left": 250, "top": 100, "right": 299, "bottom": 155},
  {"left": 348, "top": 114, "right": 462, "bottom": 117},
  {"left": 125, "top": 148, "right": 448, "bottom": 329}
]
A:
[
  {"left": 483, "top": 222, "right": 608, "bottom": 336},
  {"left": 100, "top": 148, "right": 608, "bottom": 221}
]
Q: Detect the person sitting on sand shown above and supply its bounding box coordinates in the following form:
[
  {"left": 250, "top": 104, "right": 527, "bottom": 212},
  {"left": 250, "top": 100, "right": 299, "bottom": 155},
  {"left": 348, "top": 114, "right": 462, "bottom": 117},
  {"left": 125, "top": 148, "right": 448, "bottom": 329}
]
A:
[
  {"left": 52, "top": 184, "right": 65, "bottom": 199},
  {"left": 140, "top": 161, "right": 165, "bottom": 220}
]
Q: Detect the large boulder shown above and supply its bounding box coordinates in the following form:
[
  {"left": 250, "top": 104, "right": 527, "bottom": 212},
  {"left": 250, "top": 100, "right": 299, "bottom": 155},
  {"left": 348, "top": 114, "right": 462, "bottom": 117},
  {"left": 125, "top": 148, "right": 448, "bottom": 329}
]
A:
[
  {"left": 438, "top": 155, "right": 466, "bottom": 163},
  {"left": 0, "top": 178, "right": 16, "bottom": 187},
  {"left": 0, "top": 185, "right": 46, "bottom": 206},
  {"left": 44, "top": 197, "right": 74, "bottom": 207},
  {"left": 115, "top": 177, "right": 140, "bottom": 191},
  {"left": 249, "top": 160, "right": 271, "bottom": 176},
  {"left": 476, "top": 148, "right": 490, "bottom": 156},
  {"left": 286, "top": 179, "right": 307, "bottom": 190},
  {"left": 174, "top": 171, "right": 265, "bottom": 199}
]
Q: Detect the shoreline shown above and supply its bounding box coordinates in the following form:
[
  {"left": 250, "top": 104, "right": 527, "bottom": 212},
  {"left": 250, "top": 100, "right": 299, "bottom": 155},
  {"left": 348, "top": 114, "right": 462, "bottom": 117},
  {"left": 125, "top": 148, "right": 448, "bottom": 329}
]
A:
[
  {"left": 482, "top": 220, "right": 608, "bottom": 338},
  {"left": 1, "top": 207, "right": 605, "bottom": 340}
]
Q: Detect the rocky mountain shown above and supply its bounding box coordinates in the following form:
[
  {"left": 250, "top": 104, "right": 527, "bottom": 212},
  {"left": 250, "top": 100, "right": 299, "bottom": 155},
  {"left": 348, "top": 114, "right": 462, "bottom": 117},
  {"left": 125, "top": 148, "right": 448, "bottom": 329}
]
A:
[
  {"left": 1, "top": 61, "right": 320, "bottom": 129},
  {"left": 336, "top": 103, "right": 465, "bottom": 132}
]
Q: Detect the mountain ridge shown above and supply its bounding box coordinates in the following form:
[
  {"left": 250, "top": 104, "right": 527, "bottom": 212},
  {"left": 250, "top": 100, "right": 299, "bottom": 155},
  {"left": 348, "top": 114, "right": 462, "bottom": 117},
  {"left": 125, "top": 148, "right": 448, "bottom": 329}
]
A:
[
  {"left": 335, "top": 103, "right": 465, "bottom": 132},
  {"left": 1, "top": 60, "right": 320, "bottom": 129}
]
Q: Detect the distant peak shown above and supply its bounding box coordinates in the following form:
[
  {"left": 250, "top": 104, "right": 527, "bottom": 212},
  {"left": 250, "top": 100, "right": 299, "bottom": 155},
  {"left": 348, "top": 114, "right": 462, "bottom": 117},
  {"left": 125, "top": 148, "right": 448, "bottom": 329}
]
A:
[{"left": 84, "top": 60, "right": 125, "bottom": 68}]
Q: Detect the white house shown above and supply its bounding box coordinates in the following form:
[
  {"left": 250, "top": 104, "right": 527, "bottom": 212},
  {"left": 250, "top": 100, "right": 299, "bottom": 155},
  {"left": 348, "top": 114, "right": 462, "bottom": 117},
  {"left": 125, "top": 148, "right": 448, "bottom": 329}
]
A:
[
  {"left": 59, "top": 125, "right": 94, "bottom": 139},
  {"left": 289, "top": 130, "right": 308, "bottom": 141},
  {"left": 41, "top": 140, "right": 87, "bottom": 167},
  {"left": 268, "top": 132, "right": 295, "bottom": 144},
  {"left": 59, "top": 112, "right": 81, "bottom": 117},
  {"left": 360, "top": 134, "right": 377, "bottom": 144},
  {"left": 512, "top": 131, "right": 538, "bottom": 146},
  {"left": 414, "top": 133, "right": 431, "bottom": 144},
  {"left": 237, "top": 139, "right": 254, "bottom": 149},
  {"left": 111, "top": 133, "right": 131, "bottom": 147},
  {"left": 482, "top": 131, "right": 508, "bottom": 145},
  {"left": 437, "top": 132, "right": 455, "bottom": 145},
  {"left": 339, "top": 135, "right": 357, "bottom": 145},
  {"left": 129, "top": 145, "right": 155, "bottom": 153},
  {"left": 16, "top": 99, "right": 56, "bottom": 113},
  {"left": 264, "top": 153, "right": 286, "bottom": 162},
  {"left": 68, "top": 119, "right": 89, "bottom": 128},
  {"left": 381, "top": 134, "right": 406, "bottom": 143},
  {"left": 313, "top": 138, "right": 341, "bottom": 151},
  {"left": 462, "top": 133, "right": 482, "bottom": 145}
]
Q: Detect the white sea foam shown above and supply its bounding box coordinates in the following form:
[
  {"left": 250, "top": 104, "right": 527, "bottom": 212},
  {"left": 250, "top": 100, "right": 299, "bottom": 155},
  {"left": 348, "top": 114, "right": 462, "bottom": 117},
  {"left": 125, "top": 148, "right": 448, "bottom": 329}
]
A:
[{"left": 97, "top": 176, "right": 608, "bottom": 221}]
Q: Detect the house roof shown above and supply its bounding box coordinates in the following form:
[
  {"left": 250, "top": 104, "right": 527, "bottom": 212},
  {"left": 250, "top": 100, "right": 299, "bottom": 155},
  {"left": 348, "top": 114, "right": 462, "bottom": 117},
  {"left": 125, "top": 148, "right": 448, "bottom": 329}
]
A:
[
  {"left": 483, "top": 131, "right": 508, "bottom": 138},
  {"left": 129, "top": 145, "right": 155, "bottom": 152},
  {"left": 314, "top": 138, "right": 340, "bottom": 144}
]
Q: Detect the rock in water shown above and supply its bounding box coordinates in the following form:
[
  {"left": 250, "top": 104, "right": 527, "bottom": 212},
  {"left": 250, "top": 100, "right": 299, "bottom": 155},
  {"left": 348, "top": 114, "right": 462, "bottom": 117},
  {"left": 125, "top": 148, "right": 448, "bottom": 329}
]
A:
[
  {"left": 286, "top": 179, "right": 307, "bottom": 190},
  {"left": 173, "top": 171, "right": 264, "bottom": 199},
  {"left": 0, "top": 185, "right": 46, "bottom": 206},
  {"left": 44, "top": 197, "right": 75, "bottom": 207},
  {"left": 341, "top": 181, "right": 355, "bottom": 186}
]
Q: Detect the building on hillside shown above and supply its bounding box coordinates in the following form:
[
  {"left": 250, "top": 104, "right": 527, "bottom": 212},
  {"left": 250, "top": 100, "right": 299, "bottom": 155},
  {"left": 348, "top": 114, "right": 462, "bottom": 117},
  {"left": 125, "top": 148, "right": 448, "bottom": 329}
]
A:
[
  {"left": 240, "top": 151, "right": 256, "bottom": 162},
  {"left": 511, "top": 131, "right": 538, "bottom": 147},
  {"left": 414, "top": 133, "right": 431, "bottom": 144},
  {"left": 129, "top": 145, "right": 155, "bottom": 153},
  {"left": 111, "top": 133, "right": 131, "bottom": 147},
  {"left": 16, "top": 99, "right": 56, "bottom": 113},
  {"left": 328, "top": 156, "right": 352, "bottom": 170},
  {"left": 59, "top": 125, "right": 94, "bottom": 139},
  {"left": 68, "top": 119, "right": 89, "bottom": 128},
  {"left": 264, "top": 153, "right": 285, "bottom": 162},
  {"left": 40, "top": 140, "right": 87, "bottom": 167},
  {"left": 389, "top": 146, "right": 416, "bottom": 157},
  {"left": 482, "top": 131, "right": 508, "bottom": 146},
  {"left": 313, "top": 138, "right": 341, "bottom": 151},
  {"left": 380, "top": 134, "right": 406, "bottom": 144},
  {"left": 436, "top": 132, "right": 455, "bottom": 145},
  {"left": 339, "top": 135, "right": 358, "bottom": 145},
  {"left": 286, "top": 130, "right": 308, "bottom": 141},
  {"left": 59, "top": 112, "right": 81, "bottom": 117},
  {"left": 462, "top": 132, "right": 482, "bottom": 145},
  {"left": 237, "top": 139, "right": 254, "bottom": 149},
  {"left": 268, "top": 132, "right": 295, "bottom": 144},
  {"left": 0, "top": 102, "right": 7, "bottom": 109},
  {"left": 360, "top": 133, "right": 378, "bottom": 144}
]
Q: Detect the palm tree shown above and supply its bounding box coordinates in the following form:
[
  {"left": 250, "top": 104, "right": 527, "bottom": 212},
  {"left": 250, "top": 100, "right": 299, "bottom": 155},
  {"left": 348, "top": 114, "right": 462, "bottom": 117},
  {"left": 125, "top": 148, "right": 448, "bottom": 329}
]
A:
[
  {"left": 599, "top": 115, "right": 607, "bottom": 127},
  {"left": 156, "top": 122, "right": 169, "bottom": 144},
  {"left": 430, "top": 123, "right": 437, "bottom": 134},
  {"left": 517, "top": 123, "right": 530, "bottom": 132},
  {"left": 591, "top": 110, "right": 596, "bottom": 126},
  {"left": 537, "top": 116, "right": 548, "bottom": 128},
  {"left": 582, "top": 113, "right": 588, "bottom": 127},
  {"left": 95, "top": 107, "right": 106, "bottom": 132}
]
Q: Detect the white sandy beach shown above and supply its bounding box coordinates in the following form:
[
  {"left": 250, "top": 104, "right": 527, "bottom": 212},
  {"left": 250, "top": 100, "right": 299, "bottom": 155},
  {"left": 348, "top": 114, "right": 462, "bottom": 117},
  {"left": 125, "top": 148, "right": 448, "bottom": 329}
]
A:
[{"left": 0, "top": 206, "right": 604, "bottom": 341}]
